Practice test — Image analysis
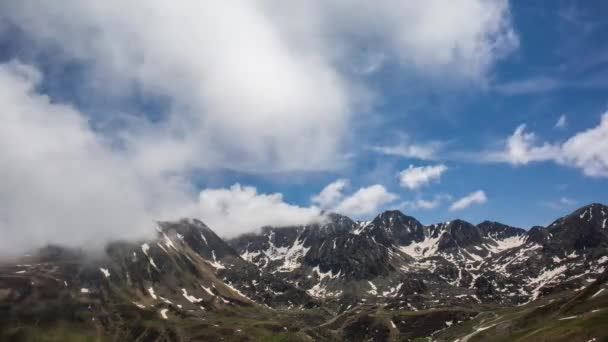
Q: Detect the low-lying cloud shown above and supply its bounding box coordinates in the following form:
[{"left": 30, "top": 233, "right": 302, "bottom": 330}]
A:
[{"left": 193, "top": 184, "right": 324, "bottom": 238}]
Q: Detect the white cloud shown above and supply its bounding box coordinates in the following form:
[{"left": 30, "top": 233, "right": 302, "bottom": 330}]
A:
[
  {"left": 399, "top": 164, "right": 448, "bottom": 190},
  {"left": 449, "top": 190, "right": 487, "bottom": 211},
  {"left": 485, "top": 124, "right": 560, "bottom": 165},
  {"left": 370, "top": 142, "right": 441, "bottom": 160},
  {"left": 318, "top": 0, "right": 517, "bottom": 81},
  {"left": 555, "top": 114, "right": 567, "bottom": 129},
  {"left": 0, "top": 1, "right": 518, "bottom": 254},
  {"left": 560, "top": 113, "right": 608, "bottom": 177},
  {"left": 400, "top": 194, "right": 452, "bottom": 211},
  {"left": 311, "top": 179, "right": 348, "bottom": 209},
  {"left": 0, "top": 0, "right": 517, "bottom": 174},
  {"left": 333, "top": 184, "right": 398, "bottom": 217},
  {"left": 0, "top": 62, "right": 163, "bottom": 256},
  {"left": 485, "top": 113, "right": 608, "bottom": 177},
  {"left": 193, "top": 184, "right": 324, "bottom": 237},
  {"left": 196, "top": 181, "right": 401, "bottom": 234},
  {"left": 0, "top": 61, "right": 325, "bottom": 254}
]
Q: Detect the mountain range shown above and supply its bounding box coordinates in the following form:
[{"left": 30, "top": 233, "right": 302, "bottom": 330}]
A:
[{"left": 1, "top": 203, "right": 607, "bottom": 341}]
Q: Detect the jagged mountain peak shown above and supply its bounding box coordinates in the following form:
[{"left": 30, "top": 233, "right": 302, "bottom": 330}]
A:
[
  {"left": 563, "top": 203, "right": 608, "bottom": 225},
  {"left": 433, "top": 219, "right": 483, "bottom": 250},
  {"left": 371, "top": 209, "right": 422, "bottom": 228},
  {"left": 157, "top": 218, "right": 240, "bottom": 260},
  {"left": 356, "top": 209, "right": 425, "bottom": 247},
  {"left": 535, "top": 202, "right": 608, "bottom": 252},
  {"left": 477, "top": 220, "right": 525, "bottom": 239}
]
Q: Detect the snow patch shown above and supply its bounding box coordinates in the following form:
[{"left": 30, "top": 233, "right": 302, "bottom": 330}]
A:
[
  {"left": 398, "top": 233, "right": 443, "bottom": 259},
  {"left": 312, "top": 265, "right": 341, "bottom": 280},
  {"left": 159, "top": 296, "right": 173, "bottom": 304},
  {"left": 147, "top": 287, "right": 157, "bottom": 300},
  {"left": 381, "top": 283, "right": 403, "bottom": 297},
  {"left": 206, "top": 250, "right": 225, "bottom": 269},
  {"left": 484, "top": 234, "right": 526, "bottom": 254},
  {"left": 277, "top": 238, "right": 310, "bottom": 272},
  {"left": 141, "top": 243, "right": 159, "bottom": 269},
  {"left": 163, "top": 233, "right": 178, "bottom": 251},
  {"left": 201, "top": 284, "right": 214, "bottom": 296},
  {"left": 224, "top": 282, "right": 254, "bottom": 302},
  {"left": 99, "top": 268, "right": 110, "bottom": 278},
  {"left": 160, "top": 309, "right": 169, "bottom": 319},
  {"left": 132, "top": 302, "right": 145, "bottom": 309},
  {"left": 181, "top": 288, "right": 203, "bottom": 303},
  {"left": 527, "top": 265, "right": 568, "bottom": 301},
  {"left": 591, "top": 288, "right": 605, "bottom": 299},
  {"left": 367, "top": 281, "right": 377, "bottom": 296}
]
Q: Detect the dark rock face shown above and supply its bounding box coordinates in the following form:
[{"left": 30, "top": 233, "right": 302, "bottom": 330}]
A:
[
  {"left": 159, "top": 219, "right": 241, "bottom": 260},
  {"left": 395, "top": 278, "right": 427, "bottom": 297},
  {"left": 525, "top": 225, "right": 549, "bottom": 244},
  {"left": 359, "top": 210, "right": 426, "bottom": 247},
  {"left": 543, "top": 203, "right": 608, "bottom": 252},
  {"left": 436, "top": 220, "right": 483, "bottom": 250},
  {"left": 474, "top": 276, "right": 496, "bottom": 298},
  {"left": 478, "top": 221, "right": 526, "bottom": 239},
  {"left": 304, "top": 234, "right": 392, "bottom": 279}
]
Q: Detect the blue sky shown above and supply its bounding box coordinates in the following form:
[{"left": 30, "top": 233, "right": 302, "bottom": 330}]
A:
[
  {"left": 0, "top": 1, "right": 607, "bottom": 252},
  {"left": 191, "top": 1, "right": 608, "bottom": 228}
]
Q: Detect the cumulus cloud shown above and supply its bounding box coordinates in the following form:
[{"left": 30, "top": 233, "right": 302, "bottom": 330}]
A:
[
  {"left": 193, "top": 184, "right": 324, "bottom": 237},
  {"left": 0, "top": 0, "right": 517, "bottom": 174},
  {"left": 334, "top": 184, "right": 398, "bottom": 217},
  {"left": 0, "top": 1, "right": 518, "bottom": 254},
  {"left": 0, "top": 61, "right": 324, "bottom": 254},
  {"left": 318, "top": 0, "right": 517, "bottom": 80},
  {"left": 195, "top": 180, "right": 399, "bottom": 234},
  {"left": 399, "top": 164, "right": 448, "bottom": 190},
  {"left": 311, "top": 179, "right": 399, "bottom": 217},
  {"left": 485, "top": 124, "right": 560, "bottom": 165},
  {"left": 485, "top": 113, "right": 608, "bottom": 177},
  {"left": 449, "top": 190, "right": 487, "bottom": 211},
  {"left": 311, "top": 179, "right": 349, "bottom": 209},
  {"left": 560, "top": 113, "right": 608, "bottom": 177}
]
